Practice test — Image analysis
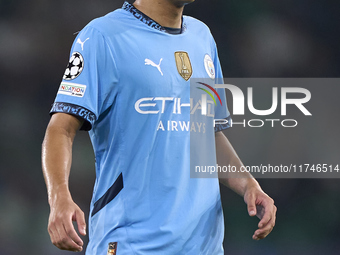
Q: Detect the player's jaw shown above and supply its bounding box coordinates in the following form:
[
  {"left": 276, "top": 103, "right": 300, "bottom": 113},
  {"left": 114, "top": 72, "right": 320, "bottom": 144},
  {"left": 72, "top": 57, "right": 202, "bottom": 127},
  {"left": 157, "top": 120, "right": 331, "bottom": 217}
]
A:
[
  {"left": 168, "top": 0, "right": 195, "bottom": 7},
  {"left": 134, "top": 0, "right": 195, "bottom": 9}
]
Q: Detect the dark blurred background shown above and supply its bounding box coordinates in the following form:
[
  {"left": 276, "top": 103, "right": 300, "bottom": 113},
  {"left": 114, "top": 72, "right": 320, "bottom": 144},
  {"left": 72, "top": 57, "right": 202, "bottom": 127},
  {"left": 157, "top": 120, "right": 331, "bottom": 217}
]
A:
[{"left": 0, "top": 0, "right": 339, "bottom": 254}]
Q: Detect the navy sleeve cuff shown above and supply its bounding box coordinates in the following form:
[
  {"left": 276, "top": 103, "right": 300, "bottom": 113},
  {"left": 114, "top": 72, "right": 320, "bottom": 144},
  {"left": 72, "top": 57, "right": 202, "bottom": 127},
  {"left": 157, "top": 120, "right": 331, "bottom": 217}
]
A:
[{"left": 50, "top": 102, "right": 96, "bottom": 131}]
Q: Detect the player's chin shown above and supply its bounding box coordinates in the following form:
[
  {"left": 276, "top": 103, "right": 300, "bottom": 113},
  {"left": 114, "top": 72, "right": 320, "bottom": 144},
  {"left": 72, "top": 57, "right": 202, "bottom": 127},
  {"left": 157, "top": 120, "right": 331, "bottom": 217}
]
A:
[{"left": 172, "top": 0, "right": 195, "bottom": 7}]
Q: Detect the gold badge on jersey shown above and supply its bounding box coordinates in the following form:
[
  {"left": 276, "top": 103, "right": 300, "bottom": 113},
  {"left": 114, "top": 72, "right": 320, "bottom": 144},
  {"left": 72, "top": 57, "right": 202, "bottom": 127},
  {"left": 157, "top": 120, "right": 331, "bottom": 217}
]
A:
[
  {"left": 174, "top": 51, "right": 192, "bottom": 81},
  {"left": 107, "top": 242, "right": 117, "bottom": 255}
]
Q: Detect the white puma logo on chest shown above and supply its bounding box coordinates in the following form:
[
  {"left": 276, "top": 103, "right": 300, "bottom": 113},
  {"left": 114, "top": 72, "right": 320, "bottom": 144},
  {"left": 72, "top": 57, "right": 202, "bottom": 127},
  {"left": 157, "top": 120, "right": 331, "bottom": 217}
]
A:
[{"left": 145, "top": 58, "right": 163, "bottom": 76}]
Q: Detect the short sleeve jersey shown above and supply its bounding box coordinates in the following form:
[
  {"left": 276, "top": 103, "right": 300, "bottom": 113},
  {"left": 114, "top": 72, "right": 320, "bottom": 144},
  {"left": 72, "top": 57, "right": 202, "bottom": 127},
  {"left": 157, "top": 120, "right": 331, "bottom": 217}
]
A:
[{"left": 51, "top": 2, "right": 231, "bottom": 254}]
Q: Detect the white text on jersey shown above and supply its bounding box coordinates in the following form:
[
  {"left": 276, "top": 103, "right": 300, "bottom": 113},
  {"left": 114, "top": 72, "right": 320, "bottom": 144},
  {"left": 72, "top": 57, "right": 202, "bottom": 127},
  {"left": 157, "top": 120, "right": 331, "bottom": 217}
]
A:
[{"left": 135, "top": 97, "right": 214, "bottom": 117}]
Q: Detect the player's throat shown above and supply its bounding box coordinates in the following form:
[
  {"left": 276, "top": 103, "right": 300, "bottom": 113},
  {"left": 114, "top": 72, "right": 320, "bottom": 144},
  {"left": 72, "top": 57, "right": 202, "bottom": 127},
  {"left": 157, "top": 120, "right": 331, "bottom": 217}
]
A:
[{"left": 133, "top": 0, "right": 183, "bottom": 29}]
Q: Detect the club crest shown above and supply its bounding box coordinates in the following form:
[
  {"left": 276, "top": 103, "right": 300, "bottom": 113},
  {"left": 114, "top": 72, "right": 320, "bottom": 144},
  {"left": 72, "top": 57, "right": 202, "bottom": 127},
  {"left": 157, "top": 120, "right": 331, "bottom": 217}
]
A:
[{"left": 204, "top": 54, "right": 215, "bottom": 79}]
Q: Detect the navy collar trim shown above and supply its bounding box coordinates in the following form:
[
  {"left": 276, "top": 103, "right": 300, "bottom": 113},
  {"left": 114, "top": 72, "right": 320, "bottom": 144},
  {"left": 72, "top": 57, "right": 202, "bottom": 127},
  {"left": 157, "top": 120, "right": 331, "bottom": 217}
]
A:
[{"left": 122, "top": 2, "right": 186, "bottom": 33}]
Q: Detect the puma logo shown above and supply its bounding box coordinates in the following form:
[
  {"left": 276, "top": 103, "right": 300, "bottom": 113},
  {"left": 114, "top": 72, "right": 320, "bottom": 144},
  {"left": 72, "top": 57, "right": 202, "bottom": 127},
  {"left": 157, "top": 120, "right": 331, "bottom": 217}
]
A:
[
  {"left": 145, "top": 58, "right": 163, "bottom": 76},
  {"left": 76, "top": 37, "right": 90, "bottom": 51}
]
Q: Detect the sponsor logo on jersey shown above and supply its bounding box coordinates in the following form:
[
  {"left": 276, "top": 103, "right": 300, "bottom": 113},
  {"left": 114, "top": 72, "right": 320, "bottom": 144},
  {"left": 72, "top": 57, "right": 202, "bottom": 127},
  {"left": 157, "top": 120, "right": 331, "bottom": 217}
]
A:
[
  {"left": 58, "top": 82, "right": 86, "bottom": 97},
  {"left": 134, "top": 82, "right": 222, "bottom": 116},
  {"left": 107, "top": 242, "right": 117, "bottom": 255},
  {"left": 204, "top": 54, "right": 215, "bottom": 79},
  {"left": 134, "top": 81, "right": 224, "bottom": 133},
  {"left": 174, "top": 51, "right": 192, "bottom": 81},
  {"left": 134, "top": 96, "right": 215, "bottom": 117}
]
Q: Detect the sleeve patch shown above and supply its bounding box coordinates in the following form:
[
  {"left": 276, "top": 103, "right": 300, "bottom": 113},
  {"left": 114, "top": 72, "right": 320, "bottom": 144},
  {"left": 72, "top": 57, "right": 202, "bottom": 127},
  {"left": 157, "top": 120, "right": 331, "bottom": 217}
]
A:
[
  {"left": 58, "top": 82, "right": 87, "bottom": 97},
  {"left": 63, "top": 52, "right": 84, "bottom": 80}
]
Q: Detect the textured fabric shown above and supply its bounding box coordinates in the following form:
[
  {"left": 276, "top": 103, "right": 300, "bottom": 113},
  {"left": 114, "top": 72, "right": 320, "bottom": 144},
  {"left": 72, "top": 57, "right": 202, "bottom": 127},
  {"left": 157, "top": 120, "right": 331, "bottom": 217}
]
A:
[{"left": 50, "top": 2, "right": 230, "bottom": 254}]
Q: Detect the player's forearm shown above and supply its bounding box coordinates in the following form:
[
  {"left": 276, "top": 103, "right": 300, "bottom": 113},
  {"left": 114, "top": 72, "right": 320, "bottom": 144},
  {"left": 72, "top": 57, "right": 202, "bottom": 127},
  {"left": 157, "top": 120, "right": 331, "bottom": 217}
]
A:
[
  {"left": 215, "top": 131, "right": 260, "bottom": 196},
  {"left": 42, "top": 121, "right": 76, "bottom": 205}
]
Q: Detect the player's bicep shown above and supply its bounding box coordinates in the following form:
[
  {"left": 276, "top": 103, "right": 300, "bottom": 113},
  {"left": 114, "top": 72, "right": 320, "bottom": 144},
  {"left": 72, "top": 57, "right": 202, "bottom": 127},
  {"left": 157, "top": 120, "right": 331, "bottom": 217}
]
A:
[{"left": 48, "top": 113, "right": 84, "bottom": 138}]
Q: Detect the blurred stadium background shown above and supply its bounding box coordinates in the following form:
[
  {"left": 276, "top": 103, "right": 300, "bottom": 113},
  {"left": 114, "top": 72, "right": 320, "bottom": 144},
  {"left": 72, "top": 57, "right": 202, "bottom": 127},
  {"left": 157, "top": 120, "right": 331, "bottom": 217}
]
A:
[{"left": 0, "top": 0, "right": 339, "bottom": 254}]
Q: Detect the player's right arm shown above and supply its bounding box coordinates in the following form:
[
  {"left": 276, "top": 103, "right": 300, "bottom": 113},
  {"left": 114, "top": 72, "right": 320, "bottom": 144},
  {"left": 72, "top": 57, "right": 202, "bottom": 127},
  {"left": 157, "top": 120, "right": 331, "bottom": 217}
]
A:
[{"left": 42, "top": 113, "right": 87, "bottom": 252}]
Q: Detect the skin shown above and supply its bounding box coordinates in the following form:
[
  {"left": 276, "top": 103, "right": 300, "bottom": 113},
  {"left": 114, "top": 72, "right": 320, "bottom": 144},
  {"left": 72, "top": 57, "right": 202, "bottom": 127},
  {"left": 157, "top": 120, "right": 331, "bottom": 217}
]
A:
[
  {"left": 42, "top": 0, "right": 276, "bottom": 251},
  {"left": 133, "top": 0, "right": 195, "bottom": 28},
  {"left": 42, "top": 113, "right": 85, "bottom": 252},
  {"left": 215, "top": 131, "right": 276, "bottom": 240}
]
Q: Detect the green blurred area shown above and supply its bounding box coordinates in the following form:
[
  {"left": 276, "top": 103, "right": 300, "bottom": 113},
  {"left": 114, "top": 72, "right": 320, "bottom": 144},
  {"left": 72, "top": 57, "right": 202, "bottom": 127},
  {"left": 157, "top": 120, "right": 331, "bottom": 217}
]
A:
[{"left": 0, "top": 0, "right": 339, "bottom": 254}]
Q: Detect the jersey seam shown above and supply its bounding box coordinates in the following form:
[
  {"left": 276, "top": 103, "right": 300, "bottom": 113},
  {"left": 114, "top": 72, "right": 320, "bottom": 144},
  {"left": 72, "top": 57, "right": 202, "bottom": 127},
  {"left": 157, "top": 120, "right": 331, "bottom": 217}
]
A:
[
  {"left": 87, "top": 25, "right": 135, "bottom": 254},
  {"left": 85, "top": 24, "right": 121, "bottom": 95}
]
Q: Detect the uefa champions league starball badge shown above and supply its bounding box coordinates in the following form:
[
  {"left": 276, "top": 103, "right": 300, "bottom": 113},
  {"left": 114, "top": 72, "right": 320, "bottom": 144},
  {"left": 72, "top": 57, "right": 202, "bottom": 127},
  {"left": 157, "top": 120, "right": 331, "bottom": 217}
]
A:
[{"left": 63, "top": 52, "right": 84, "bottom": 80}]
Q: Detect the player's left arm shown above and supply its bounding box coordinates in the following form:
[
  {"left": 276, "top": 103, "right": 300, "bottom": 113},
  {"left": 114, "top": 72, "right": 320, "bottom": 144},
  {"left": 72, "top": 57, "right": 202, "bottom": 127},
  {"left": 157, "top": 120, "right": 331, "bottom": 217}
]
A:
[{"left": 215, "top": 131, "right": 277, "bottom": 240}]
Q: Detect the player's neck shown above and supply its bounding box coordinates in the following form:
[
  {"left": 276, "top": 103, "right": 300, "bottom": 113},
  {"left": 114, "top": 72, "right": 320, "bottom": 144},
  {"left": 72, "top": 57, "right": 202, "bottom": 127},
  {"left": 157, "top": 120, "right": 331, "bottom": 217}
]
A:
[{"left": 133, "top": 0, "right": 184, "bottom": 29}]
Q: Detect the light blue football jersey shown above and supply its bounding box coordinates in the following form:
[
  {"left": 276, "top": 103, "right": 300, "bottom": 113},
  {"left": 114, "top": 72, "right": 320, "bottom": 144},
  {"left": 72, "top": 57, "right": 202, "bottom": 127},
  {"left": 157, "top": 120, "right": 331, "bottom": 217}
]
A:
[{"left": 50, "top": 2, "right": 231, "bottom": 254}]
